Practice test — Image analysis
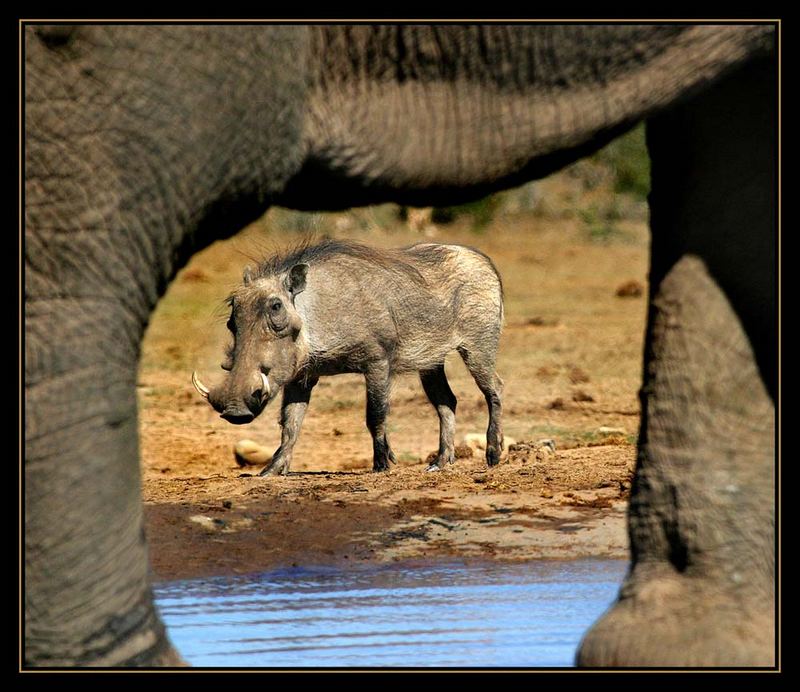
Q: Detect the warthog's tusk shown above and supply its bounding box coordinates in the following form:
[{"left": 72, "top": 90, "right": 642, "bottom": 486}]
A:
[
  {"left": 191, "top": 371, "right": 210, "bottom": 399},
  {"left": 260, "top": 372, "right": 271, "bottom": 400}
]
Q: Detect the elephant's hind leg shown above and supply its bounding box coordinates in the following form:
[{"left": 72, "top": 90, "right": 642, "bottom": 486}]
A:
[{"left": 577, "top": 256, "right": 775, "bottom": 667}]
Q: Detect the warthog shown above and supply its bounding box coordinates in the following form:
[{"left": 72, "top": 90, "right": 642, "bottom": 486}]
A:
[{"left": 192, "top": 239, "right": 504, "bottom": 475}]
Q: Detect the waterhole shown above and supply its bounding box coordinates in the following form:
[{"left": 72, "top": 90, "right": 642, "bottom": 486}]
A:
[{"left": 154, "top": 558, "right": 626, "bottom": 668}]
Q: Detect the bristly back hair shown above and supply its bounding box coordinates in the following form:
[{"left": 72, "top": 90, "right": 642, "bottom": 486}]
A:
[{"left": 254, "top": 237, "right": 428, "bottom": 286}]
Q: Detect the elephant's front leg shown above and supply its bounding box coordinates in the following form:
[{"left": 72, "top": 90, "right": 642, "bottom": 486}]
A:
[
  {"left": 365, "top": 361, "right": 396, "bottom": 472},
  {"left": 259, "top": 378, "right": 317, "bottom": 476},
  {"left": 577, "top": 57, "right": 775, "bottom": 667}
]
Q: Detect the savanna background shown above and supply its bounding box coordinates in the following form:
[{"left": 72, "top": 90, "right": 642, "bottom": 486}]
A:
[{"left": 139, "top": 125, "right": 651, "bottom": 580}]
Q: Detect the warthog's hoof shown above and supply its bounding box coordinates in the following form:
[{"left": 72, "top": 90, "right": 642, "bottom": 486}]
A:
[
  {"left": 372, "top": 451, "right": 395, "bottom": 472},
  {"left": 258, "top": 457, "right": 289, "bottom": 476},
  {"left": 424, "top": 449, "right": 455, "bottom": 472},
  {"left": 462, "top": 434, "right": 515, "bottom": 461}
]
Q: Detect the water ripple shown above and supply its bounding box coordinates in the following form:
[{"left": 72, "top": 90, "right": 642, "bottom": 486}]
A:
[{"left": 154, "top": 559, "right": 626, "bottom": 668}]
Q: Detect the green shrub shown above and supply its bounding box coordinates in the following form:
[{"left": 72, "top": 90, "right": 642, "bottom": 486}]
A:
[
  {"left": 432, "top": 193, "right": 505, "bottom": 231},
  {"left": 592, "top": 123, "right": 650, "bottom": 200}
]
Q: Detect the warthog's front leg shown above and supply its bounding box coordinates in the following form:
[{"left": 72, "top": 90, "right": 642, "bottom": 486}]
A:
[
  {"left": 365, "top": 361, "right": 396, "bottom": 472},
  {"left": 259, "top": 377, "right": 318, "bottom": 476}
]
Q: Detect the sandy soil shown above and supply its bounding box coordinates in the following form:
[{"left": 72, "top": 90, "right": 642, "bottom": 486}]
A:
[{"left": 140, "top": 186, "right": 648, "bottom": 582}]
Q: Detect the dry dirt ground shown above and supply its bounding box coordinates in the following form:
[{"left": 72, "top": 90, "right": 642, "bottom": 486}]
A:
[{"left": 139, "top": 185, "right": 648, "bottom": 582}]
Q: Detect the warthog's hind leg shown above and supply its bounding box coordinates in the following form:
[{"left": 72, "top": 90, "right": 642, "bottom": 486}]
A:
[
  {"left": 459, "top": 347, "right": 504, "bottom": 467},
  {"left": 420, "top": 364, "right": 457, "bottom": 471},
  {"left": 365, "top": 361, "right": 396, "bottom": 472}
]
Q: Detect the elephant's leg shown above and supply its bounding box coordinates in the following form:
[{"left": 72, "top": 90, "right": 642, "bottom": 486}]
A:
[
  {"left": 259, "top": 378, "right": 317, "bottom": 476},
  {"left": 25, "top": 304, "right": 183, "bottom": 667},
  {"left": 365, "top": 362, "right": 396, "bottom": 472},
  {"left": 420, "top": 365, "right": 458, "bottom": 471},
  {"left": 459, "top": 347, "right": 504, "bottom": 467},
  {"left": 577, "top": 58, "right": 775, "bottom": 667}
]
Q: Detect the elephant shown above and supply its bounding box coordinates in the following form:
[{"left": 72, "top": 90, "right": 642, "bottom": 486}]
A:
[{"left": 24, "top": 24, "right": 776, "bottom": 667}]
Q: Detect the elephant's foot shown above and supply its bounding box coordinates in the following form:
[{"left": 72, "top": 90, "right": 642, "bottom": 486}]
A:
[
  {"left": 148, "top": 643, "right": 189, "bottom": 667},
  {"left": 576, "top": 568, "right": 775, "bottom": 667}
]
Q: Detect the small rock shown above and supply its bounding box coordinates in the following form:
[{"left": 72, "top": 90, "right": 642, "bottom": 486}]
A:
[
  {"left": 540, "top": 489, "right": 553, "bottom": 499},
  {"left": 568, "top": 366, "right": 591, "bottom": 384},
  {"left": 537, "top": 439, "right": 556, "bottom": 453},
  {"left": 508, "top": 439, "right": 555, "bottom": 456},
  {"left": 454, "top": 444, "right": 474, "bottom": 459},
  {"left": 189, "top": 515, "right": 225, "bottom": 531},
  {"left": 536, "top": 365, "right": 559, "bottom": 380},
  {"left": 462, "top": 433, "right": 486, "bottom": 451},
  {"left": 616, "top": 280, "right": 644, "bottom": 298},
  {"left": 572, "top": 389, "right": 595, "bottom": 403},
  {"left": 234, "top": 439, "right": 271, "bottom": 467},
  {"left": 597, "top": 426, "right": 625, "bottom": 435},
  {"left": 526, "top": 316, "right": 559, "bottom": 327}
]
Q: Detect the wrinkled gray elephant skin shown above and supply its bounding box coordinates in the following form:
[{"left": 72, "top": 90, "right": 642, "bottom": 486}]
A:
[{"left": 24, "top": 24, "right": 776, "bottom": 667}]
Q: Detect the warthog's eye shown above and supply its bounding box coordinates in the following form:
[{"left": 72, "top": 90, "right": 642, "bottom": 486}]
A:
[
  {"left": 267, "top": 297, "right": 289, "bottom": 332},
  {"left": 226, "top": 316, "right": 236, "bottom": 333},
  {"left": 221, "top": 345, "right": 234, "bottom": 371}
]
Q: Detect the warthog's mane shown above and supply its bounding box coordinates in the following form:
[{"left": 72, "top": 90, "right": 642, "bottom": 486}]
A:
[{"left": 254, "top": 238, "right": 428, "bottom": 286}]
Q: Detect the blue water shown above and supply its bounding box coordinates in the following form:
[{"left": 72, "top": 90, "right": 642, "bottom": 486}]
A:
[{"left": 154, "top": 559, "right": 626, "bottom": 668}]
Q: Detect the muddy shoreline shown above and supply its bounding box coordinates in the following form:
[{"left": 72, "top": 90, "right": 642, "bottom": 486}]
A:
[{"left": 144, "top": 444, "right": 635, "bottom": 582}]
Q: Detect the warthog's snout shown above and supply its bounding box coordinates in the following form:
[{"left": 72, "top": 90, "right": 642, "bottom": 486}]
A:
[
  {"left": 220, "top": 406, "right": 255, "bottom": 425},
  {"left": 192, "top": 370, "right": 271, "bottom": 424}
]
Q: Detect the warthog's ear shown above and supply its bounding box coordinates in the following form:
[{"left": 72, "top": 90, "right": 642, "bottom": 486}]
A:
[
  {"left": 285, "top": 263, "right": 309, "bottom": 298},
  {"left": 243, "top": 266, "right": 255, "bottom": 286}
]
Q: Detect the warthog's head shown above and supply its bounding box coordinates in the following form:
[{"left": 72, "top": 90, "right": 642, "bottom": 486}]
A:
[{"left": 192, "top": 263, "right": 308, "bottom": 424}]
